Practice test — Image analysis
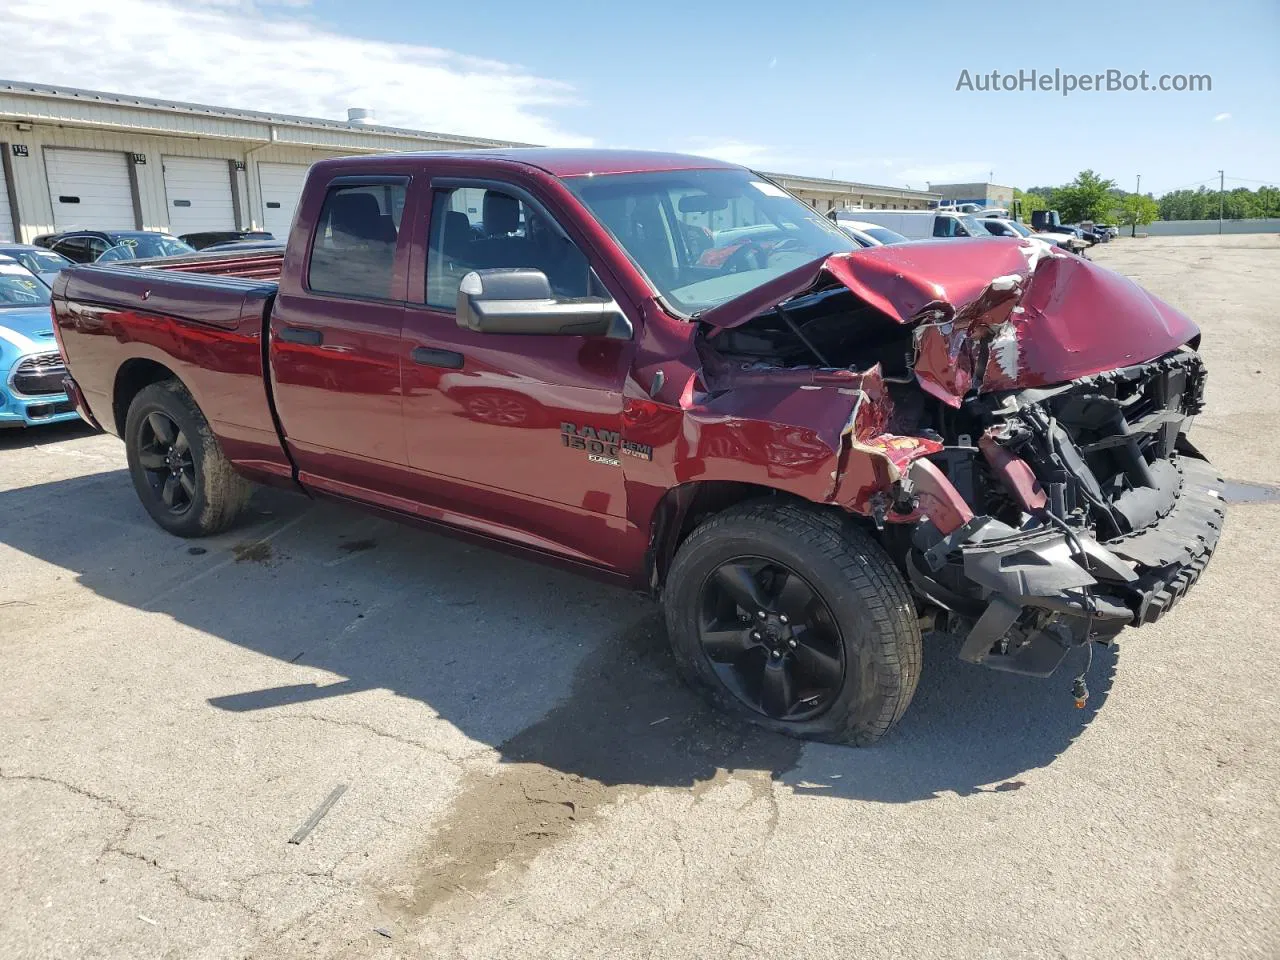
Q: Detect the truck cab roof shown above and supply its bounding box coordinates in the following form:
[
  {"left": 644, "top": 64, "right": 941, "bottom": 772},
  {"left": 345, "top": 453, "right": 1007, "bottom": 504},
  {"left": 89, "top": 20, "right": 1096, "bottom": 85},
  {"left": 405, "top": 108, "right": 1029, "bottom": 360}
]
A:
[{"left": 323, "top": 148, "right": 741, "bottom": 179}]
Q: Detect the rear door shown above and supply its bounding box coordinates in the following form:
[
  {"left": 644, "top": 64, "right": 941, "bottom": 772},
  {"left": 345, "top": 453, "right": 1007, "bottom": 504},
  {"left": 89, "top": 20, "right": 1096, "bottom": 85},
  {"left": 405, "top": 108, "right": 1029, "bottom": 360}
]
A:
[
  {"left": 258, "top": 162, "right": 309, "bottom": 237},
  {"left": 399, "top": 171, "right": 634, "bottom": 568},
  {"left": 163, "top": 157, "right": 237, "bottom": 235},
  {"left": 45, "top": 148, "right": 136, "bottom": 230},
  {"left": 268, "top": 174, "right": 412, "bottom": 492}
]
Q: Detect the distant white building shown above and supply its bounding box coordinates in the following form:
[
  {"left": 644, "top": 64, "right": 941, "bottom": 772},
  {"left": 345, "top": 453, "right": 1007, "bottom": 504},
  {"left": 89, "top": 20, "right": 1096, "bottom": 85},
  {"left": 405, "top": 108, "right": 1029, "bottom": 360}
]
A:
[{"left": 1, "top": 79, "right": 939, "bottom": 243}]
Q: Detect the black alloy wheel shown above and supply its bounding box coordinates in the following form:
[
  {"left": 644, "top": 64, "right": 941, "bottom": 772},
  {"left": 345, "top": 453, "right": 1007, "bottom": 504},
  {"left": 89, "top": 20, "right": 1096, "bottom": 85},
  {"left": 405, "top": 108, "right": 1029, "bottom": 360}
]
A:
[
  {"left": 697, "top": 556, "right": 846, "bottom": 722},
  {"left": 135, "top": 410, "right": 196, "bottom": 515}
]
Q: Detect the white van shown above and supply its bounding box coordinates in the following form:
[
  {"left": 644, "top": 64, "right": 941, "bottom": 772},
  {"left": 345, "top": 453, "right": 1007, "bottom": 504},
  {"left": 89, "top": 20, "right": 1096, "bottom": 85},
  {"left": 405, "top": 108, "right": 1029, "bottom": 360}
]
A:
[{"left": 833, "top": 209, "right": 988, "bottom": 241}]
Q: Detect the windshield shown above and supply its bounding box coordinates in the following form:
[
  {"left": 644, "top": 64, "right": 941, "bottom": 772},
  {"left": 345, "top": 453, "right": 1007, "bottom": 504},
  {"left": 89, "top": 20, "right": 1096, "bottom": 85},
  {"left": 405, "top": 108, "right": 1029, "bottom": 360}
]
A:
[
  {"left": 7, "top": 249, "right": 71, "bottom": 274},
  {"left": 956, "top": 214, "right": 987, "bottom": 237},
  {"left": 1003, "top": 220, "right": 1032, "bottom": 237},
  {"left": 98, "top": 235, "right": 195, "bottom": 261},
  {"left": 564, "top": 168, "right": 857, "bottom": 315},
  {"left": 865, "top": 226, "right": 908, "bottom": 245},
  {"left": 0, "top": 263, "right": 52, "bottom": 306}
]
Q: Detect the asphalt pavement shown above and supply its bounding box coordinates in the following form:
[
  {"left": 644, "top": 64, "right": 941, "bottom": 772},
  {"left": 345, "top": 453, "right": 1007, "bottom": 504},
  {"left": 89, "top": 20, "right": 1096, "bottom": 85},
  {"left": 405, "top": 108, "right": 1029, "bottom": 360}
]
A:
[{"left": 1, "top": 234, "right": 1276, "bottom": 959}]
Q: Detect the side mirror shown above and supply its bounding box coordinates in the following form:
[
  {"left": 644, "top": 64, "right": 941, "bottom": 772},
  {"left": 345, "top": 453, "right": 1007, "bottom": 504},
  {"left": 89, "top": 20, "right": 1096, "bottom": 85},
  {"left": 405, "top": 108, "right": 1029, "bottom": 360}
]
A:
[{"left": 455, "top": 268, "right": 632, "bottom": 340}]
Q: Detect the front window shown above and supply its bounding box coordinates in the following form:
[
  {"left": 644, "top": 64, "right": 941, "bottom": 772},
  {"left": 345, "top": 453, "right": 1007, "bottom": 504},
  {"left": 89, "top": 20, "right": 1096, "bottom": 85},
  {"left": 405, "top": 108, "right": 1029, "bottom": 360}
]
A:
[
  {"left": 564, "top": 168, "right": 857, "bottom": 315},
  {"left": 0, "top": 263, "right": 52, "bottom": 307},
  {"left": 1004, "top": 220, "right": 1032, "bottom": 237},
  {"left": 426, "top": 186, "right": 591, "bottom": 309}
]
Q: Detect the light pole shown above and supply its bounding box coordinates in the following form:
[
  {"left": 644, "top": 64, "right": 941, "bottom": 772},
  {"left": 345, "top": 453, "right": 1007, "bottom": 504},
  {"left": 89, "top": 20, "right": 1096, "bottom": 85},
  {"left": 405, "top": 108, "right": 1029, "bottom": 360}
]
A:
[
  {"left": 1132, "top": 174, "right": 1141, "bottom": 237},
  {"left": 1218, "top": 170, "right": 1225, "bottom": 234}
]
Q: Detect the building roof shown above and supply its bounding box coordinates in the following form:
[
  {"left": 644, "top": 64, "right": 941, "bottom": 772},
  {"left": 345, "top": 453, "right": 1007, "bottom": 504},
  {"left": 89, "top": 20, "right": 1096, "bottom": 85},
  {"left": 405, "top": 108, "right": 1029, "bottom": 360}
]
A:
[
  {"left": 0, "top": 78, "right": 522, "bottom": 149},
  {"left": 765, "top": 170, "right": 939, "bottom": 201}
]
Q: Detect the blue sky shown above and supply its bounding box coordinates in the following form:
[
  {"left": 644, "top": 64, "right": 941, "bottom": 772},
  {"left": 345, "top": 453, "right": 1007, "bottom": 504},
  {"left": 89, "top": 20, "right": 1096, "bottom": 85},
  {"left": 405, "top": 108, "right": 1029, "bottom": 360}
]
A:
[{"left": 7, "top": 0, "right": 1278, "bottom": 195}]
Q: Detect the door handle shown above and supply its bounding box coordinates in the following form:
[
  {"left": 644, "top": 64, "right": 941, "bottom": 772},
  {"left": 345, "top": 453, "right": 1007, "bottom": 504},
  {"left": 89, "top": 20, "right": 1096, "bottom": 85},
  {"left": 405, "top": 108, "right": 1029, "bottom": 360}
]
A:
[
  {"left": 411, "top": 347, "right": 464, "bottom": 369},
  {"left": 278, "top": 326, "right": 323, "bottom": 346}
]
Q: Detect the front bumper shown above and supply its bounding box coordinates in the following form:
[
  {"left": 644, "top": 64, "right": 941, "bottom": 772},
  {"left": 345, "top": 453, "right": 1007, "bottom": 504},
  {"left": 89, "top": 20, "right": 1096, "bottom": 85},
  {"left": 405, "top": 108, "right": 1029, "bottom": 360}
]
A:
[
  {"left": 0, "top": 385, "right": 80, "bottom": 428},
  {"left": 910, "top": 455, "right": 1225, "bottom": 676}
]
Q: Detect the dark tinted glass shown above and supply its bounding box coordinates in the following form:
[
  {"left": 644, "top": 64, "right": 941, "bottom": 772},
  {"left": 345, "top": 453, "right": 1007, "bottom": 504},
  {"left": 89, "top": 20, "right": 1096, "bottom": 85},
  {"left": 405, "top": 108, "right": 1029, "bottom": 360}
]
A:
[{"left": 309, "top": 183, "right": 407, "bottom": 299}]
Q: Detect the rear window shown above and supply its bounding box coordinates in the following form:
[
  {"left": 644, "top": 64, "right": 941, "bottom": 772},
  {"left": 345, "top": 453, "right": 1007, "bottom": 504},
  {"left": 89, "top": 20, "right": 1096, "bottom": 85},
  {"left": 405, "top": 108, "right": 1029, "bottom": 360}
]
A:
[{"left": 308, "top": 182, "right": 407, "bottom": 300}]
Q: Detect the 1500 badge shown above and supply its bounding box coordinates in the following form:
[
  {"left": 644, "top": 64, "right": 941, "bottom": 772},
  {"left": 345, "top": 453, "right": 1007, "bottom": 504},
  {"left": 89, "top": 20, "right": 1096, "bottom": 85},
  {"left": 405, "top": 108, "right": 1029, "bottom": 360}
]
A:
[{"left": 560, "top": 422, "right": 652, "bottom": 466}]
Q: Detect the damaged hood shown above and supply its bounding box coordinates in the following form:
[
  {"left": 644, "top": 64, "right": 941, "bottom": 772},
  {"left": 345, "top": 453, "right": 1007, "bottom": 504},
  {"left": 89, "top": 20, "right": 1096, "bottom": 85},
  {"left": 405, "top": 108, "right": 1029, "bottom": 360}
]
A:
[{"left": 697, "top": 238, "right": 1199, "bottom": 405}]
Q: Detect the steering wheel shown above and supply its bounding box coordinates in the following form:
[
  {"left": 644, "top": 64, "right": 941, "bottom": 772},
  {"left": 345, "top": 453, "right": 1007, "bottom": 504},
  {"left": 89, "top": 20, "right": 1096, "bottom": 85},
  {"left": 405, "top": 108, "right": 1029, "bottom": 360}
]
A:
[
  {"left": 722, "top": 241, "right": 769, "bottom": 274},
  {"left": 768, "top": 237, "right": 809, "bottom": 256}
]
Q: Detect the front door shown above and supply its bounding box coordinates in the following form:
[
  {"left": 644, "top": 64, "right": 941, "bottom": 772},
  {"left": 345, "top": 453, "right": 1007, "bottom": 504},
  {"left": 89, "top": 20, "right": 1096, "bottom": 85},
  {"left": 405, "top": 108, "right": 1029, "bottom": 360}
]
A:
[
  {"left": 400, "top": 178, "right": 633, "bottom": 568},
  {"left": 269, "top": 177, "right": 410, "bottom": 491}
]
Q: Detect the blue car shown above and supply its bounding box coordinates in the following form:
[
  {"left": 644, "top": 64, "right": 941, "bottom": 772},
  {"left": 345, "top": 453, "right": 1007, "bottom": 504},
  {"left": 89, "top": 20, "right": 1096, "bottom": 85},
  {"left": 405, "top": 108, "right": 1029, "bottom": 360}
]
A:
[
  {"left": 0, "top": 256, "right": 80, "bottom": 429},
  {"left": 0, "top": 243, "right": 73, "bottom": 287}
]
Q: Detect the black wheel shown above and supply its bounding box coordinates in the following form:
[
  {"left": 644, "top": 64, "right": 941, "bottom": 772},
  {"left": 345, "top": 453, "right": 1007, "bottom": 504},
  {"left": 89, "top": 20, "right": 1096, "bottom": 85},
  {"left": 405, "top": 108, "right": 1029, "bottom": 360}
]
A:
[
  {"left": 664, "top": 500, "right": 922, "bottom": 745},
  {"left": 124, "top": 380, "right": 251, "bottom": 537}
]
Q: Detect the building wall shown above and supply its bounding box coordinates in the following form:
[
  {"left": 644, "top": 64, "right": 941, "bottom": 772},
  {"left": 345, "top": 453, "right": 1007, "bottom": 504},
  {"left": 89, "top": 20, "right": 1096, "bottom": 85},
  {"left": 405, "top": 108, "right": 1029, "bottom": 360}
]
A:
[
  {"left": 0, "top": 120, "right": 484, "bottom": 242},
  {"left": 927, "top": 181, "right": 1016, "bottom": 209}
]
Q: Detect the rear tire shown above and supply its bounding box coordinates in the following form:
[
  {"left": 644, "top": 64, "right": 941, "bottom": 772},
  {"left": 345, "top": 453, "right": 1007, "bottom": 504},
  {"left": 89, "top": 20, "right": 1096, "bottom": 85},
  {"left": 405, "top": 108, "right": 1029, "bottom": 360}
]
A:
[
  {"left": 124, "top": 380, "right": 251, "bottom": 537},
  {"left": 663, "top": 500, "right": 922, "bottom": 745}
]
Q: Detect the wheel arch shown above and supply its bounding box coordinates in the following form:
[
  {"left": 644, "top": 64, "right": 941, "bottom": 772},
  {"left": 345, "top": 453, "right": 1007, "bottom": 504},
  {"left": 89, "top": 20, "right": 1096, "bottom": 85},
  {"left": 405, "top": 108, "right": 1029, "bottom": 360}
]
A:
[
  {"left": 112, "top": 358, "right": 182, "bottom": 438},
  {"left": 646, "top": 480, "right": 845, "bottom": 595}
]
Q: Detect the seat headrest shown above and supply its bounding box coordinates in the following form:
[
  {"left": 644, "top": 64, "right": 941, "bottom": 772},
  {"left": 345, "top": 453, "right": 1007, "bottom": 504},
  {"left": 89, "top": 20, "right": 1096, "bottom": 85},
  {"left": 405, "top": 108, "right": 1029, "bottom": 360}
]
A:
[
  {"left": 330, "top": 192, "right": 394, "bottom": 244},
  {"left": 483, "top": 192, "right": 521, "bottom": 236}
]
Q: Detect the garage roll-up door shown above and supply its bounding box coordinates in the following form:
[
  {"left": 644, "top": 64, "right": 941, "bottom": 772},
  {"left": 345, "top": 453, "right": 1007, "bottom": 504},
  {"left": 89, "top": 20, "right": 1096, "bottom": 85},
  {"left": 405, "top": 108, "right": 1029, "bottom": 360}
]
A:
[
  {"left": 257, "top": 162, "right": 309, "bottom": 238},
  {"left": 45, "top": 148, "right": 136, "bottom": 231},
  {"left": 163, "top": 156, "right": 236, "bottom": 235},
  {"left": 0, "top": 161, "right": 13, "bottom": 242}
]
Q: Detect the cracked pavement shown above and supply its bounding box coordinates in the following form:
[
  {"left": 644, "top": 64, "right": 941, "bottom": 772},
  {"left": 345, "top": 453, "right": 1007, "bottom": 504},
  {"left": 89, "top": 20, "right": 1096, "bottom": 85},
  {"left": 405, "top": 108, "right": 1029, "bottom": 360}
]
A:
[{"left": 2, "top": 235, "right": 1278, "bottom": 959}]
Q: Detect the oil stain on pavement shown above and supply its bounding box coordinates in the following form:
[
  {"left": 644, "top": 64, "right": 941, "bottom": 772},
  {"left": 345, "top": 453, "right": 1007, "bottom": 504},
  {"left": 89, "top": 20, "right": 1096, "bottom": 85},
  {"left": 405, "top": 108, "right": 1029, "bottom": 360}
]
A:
[
  {"left": 1221, "top": 478, "right": 1280, "bottom": 505},
  {"left": 388, "top": 613, "right": 802, "bottom": 917}
]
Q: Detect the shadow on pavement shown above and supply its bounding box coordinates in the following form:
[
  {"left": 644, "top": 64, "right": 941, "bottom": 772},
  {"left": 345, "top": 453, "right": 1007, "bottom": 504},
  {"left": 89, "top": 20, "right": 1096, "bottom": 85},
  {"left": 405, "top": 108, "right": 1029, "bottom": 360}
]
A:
[
  {"left": 0, "top": 420, "right": 97, "bottom": 450},
  {"left": 0, "top": 469, "right": 1115, "bottom": 804}
]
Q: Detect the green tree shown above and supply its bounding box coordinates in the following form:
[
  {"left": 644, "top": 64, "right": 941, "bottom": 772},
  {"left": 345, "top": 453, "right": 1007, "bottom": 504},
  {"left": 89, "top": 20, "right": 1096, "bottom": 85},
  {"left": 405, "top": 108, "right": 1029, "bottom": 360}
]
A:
[
  {"left": 1118, "top": 193, "right": 1160, "bottom": 235},
  {"left": 1013, "top": 188, "right": 1048, "bottom": 221},
  {"left": 1052, "top": 170, "right": 1120, "bottom": 223}
]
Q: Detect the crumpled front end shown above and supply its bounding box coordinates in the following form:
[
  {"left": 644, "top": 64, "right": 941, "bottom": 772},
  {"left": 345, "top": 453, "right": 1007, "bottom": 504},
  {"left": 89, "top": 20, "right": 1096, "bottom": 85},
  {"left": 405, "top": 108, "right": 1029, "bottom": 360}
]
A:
[
  {"left": 905, "top": 349, "right": 1224, "bottom": 676},
  {"left": 677, "top": 238, "right": 1221, "bottom": 676}
]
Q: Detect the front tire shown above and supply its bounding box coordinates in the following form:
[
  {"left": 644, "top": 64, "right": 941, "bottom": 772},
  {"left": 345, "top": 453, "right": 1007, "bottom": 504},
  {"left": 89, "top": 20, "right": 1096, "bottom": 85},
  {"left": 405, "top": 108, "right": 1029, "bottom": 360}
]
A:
[
  {"left": 663, "top": 500, "right": 922, "bottom": 745},
  {"left": 124, "top": 380, "right": 251, "bottom": 537}
]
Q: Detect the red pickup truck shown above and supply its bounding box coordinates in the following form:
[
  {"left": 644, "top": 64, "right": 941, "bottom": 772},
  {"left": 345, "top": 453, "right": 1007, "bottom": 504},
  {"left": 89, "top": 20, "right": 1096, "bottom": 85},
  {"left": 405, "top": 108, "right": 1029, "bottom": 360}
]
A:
[{"left": 52, "top": 149, "right": 1223, "bottom": 745}]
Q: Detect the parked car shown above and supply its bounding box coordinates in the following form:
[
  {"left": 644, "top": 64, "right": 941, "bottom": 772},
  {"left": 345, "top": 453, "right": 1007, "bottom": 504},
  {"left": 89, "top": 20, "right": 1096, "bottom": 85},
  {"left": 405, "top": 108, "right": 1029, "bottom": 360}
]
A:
[
  {"left": 52, "top": 148, "right": 1222, "bottom": 745},
  {"left": 833, "top": 209, "right": 988, "bottom": 240},
  {"left": 835, "top": 219, "right": 909, "bottom": 247},
  {"left": 43, "top": 230, "right": 195, "bottom": 264},
  {"left": 1023, "top": 210, "right": 1092, "bottom": 253},
  {"left": 0, "top": 256, "right": 79, "bottom": 428},
  {"left": 0, "top": 243, "right": 73, "bottom": 286},
  {"left": 179, "top": 230, "right": 274, "bottom": 250},
  {"left": 979, "top": 217, "right": 1084, "bottom": 255},
  {"left": 198, "top": 239, "right": 287, "bottom": 254}
]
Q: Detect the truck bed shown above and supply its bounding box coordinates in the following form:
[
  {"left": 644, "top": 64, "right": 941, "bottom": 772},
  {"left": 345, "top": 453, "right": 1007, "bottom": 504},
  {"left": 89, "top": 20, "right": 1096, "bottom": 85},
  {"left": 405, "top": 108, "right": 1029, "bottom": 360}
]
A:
[{"left": 52, "top": 260, "right": 292, "bottom": 482}]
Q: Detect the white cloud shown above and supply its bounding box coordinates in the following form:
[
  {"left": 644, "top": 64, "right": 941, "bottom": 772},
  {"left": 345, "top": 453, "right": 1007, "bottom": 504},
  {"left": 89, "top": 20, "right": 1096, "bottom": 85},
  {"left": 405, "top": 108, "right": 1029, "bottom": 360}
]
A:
[
  {"left": 680, "top": 139, "right": 782, "bottom": 167},
  {"left": 1, "top": 0, "right": 590, "bottom": 145},
  {"left": 1213, "top": 112, "right": 1232, "bottom": 122},
  {"left": 894, "top": 161, "right": 993, "bottom": 188}
]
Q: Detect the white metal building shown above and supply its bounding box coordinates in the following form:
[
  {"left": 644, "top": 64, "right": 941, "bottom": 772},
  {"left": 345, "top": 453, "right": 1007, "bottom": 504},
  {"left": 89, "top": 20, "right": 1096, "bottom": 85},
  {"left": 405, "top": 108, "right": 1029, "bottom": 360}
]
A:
[
  {"left": 0, "top": 79, "right": 939, "bottom": 244},
  {"left": 0, "top": 80, "right": 518, "bottom": 244}
]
